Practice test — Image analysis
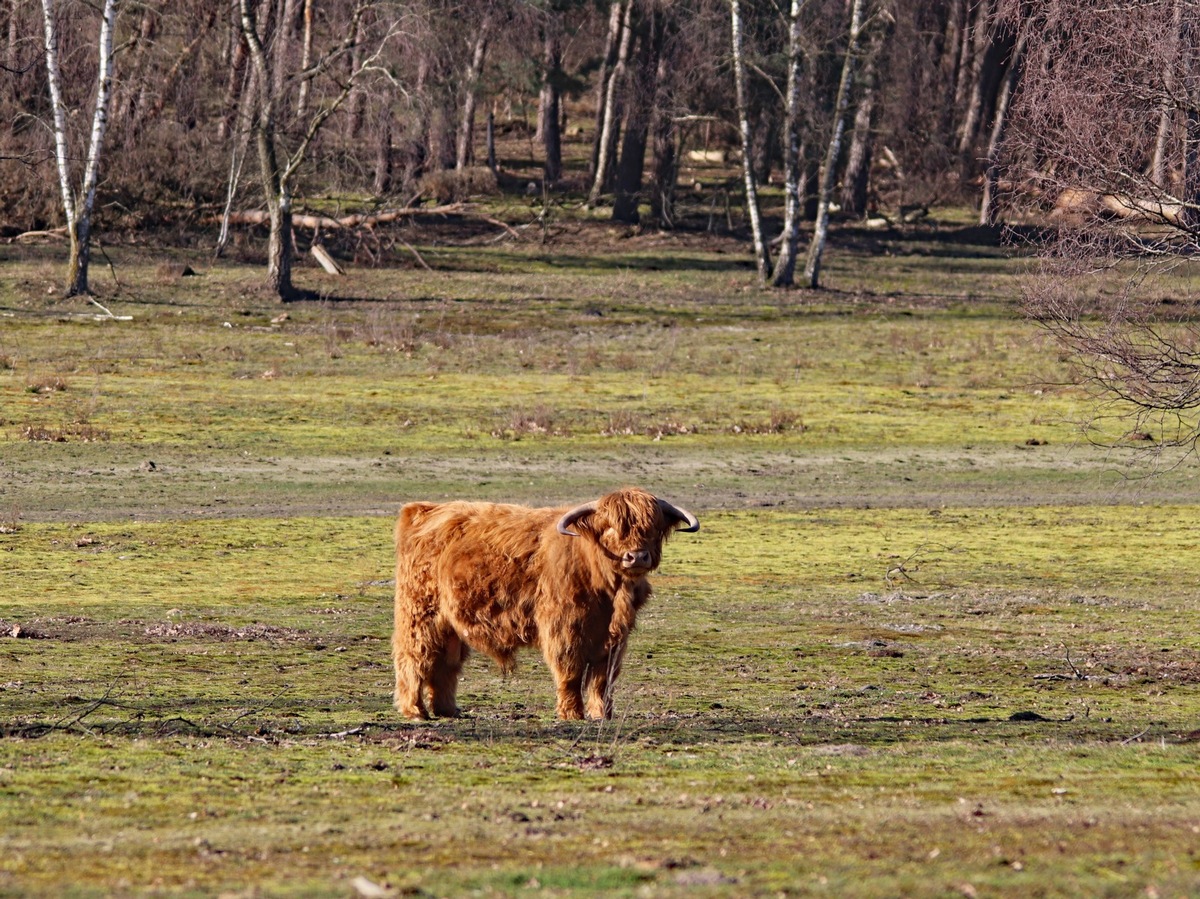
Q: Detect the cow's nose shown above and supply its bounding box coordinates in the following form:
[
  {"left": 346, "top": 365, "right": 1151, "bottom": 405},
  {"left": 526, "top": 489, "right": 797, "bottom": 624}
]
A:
[{"left": 623, "top": 550, "right": 652, "bottom": 569}]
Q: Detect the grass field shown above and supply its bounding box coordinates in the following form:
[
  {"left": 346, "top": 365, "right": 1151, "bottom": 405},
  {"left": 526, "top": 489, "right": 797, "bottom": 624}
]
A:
[{"left": 3, "top": 219, "right": 1200, "bottom": 897}]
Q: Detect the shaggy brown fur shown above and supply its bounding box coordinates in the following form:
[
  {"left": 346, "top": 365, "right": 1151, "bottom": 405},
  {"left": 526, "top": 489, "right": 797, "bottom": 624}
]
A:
[{"left": 391, "top": 487, "right": 699, "bottom": 720}]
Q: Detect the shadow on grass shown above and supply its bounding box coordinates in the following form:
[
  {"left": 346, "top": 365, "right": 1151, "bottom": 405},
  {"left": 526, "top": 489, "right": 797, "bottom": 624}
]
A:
[{"left": 3, "top": 695, "right": 1181, "bottom": 748}]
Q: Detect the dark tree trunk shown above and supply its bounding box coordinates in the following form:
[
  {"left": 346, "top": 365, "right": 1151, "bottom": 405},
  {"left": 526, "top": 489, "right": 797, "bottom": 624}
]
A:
[
  {"left": 613, "top": 7, "right": 664, "bottom": 224},
  {"left": 456, "top": 20, "right": 491, "bottom": 170},
  {"left": 937, "top": 0, "right": 968, "bottom": 145},
  {"left": 486, "top": 107, "right": 497, "bottom": 172},
  {"left": 841, "top": 33, "right": 882, "bottom": 217},
  {"left": 66, "top": 214, "right": 91, "bottom": 298},
  {"left": 803, "top": 147, "right": 820, "bottom": 221},
  {"left": 266, "top": 198, "right": 294, "bottom": 299},
  {"left": 374, "top": 103, "right": 394, "bottom": 196},
  {"left": 979, "top": 31, "right": 1026, "bottom": 225},
  {"left": 540, "top": 30, "right": 562, "bottom": 183},
  {"left": 751, "top": 105, "right": 778, "bottom": 186},
  {"left": 648, "top": 43, "right": 678, "bottom": 228}
]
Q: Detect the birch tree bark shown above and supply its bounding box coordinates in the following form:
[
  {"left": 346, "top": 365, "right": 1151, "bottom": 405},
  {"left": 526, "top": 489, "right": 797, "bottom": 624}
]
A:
[
  {"left": 456, "top": 16, "right": 492, "bottom": 171},
  {"left": 589, "top": 0, "right": 625, "bottom": 180},
  {"left": 588, "top": 0, "right": 633, "bottom": 206},
  {"left": 803, "top": 0, "right": 865, "bottom": 290},
  {"left": 1151, "top": 0, "right": 1183, "bottom": 187},
  {"left": 730, "top": 0, "right": 770, "bottom": 283},
  {"left": 40, "top": 0, "right": 118, "bottom": 298},
  {"left": 840, "top": 35, "right": 881, "bottom": 218},
  {"left": 770, "top": 0, "right": 806, "bottom": 288}
]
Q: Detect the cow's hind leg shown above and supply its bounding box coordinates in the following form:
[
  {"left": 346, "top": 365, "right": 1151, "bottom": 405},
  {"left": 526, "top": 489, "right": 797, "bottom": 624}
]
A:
[{"left": 428, "top": 631, "right": 467, "bottom": 717}]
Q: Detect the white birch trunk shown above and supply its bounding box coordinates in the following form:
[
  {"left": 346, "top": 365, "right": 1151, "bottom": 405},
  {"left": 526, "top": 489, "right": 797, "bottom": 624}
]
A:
[
  {"left": 804, "top": 0, "right": 865, "bottom": 290},
  {"left": 588, "top": 0, "right": 633, "bottom": 206},
  {"left": 40, "top": 0, "right": 75, "bottom": 230},
  {"left": 296, "top": 0, "right": 315, "bottom": 119},
  {"left": 1152, "top": 0, "right": 1183, "bottom": 187},
  {"left": 40, "top": 0, "right": 117, "bottom": 297},
  {"left": 730, "top": 0, "right": 770, "bottom": 283},
  {"left": 771, "top": 0, "right": 806, "bottom": 287},
  {"left": 589, "top": 0, "right": 624, "bottom": 179},
  {"left": 456, "top": 18, "right": 491, "bottom": 171}
]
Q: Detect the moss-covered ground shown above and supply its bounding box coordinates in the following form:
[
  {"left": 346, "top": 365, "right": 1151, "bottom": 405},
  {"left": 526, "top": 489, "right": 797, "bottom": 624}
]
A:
[{"left": 2, "top": 223, "right": 1200, "bottom": 896}]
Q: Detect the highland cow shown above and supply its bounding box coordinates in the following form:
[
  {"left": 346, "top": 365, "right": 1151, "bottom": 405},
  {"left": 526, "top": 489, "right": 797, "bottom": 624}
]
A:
[{"left": 391, "top": 487, "right": 699, "bottom": 720}]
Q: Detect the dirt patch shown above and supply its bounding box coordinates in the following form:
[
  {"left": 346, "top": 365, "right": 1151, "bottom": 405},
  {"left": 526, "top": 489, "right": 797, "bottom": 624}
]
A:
[
  {"left": 142, "top": 621, "right": 307, "bottom": 642},
  {"left": 2, "top": 616, "right": 308, "bottom": 644}
]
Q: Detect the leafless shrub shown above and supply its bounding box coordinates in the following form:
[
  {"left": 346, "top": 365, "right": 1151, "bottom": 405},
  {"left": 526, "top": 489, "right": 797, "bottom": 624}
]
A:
[
  {"left": 0, "top": 505, "right": 19, "bottom": 534},
  {"left": 26, "top": 376, "right": 68, "bottom": 394},
  {"left": 491, "top": 405, "right": 566, "bottom": 440},
  {"left": 1005, "top": 0, "right": 1200, "bottom": 460},
  {"left": 22, "top": 422, "right": 110, "bottom": 442},
  {"left": 729, "top": 408, "right": 804, "bottom": 435},
  {"left": 364, "top": 309, "right": 420, "bottom": 353},
  {"left": 418, "top": 166, "right": 498, "bottom": 204},
  {"left": 600, "top": 411, "right": 695, "bottom": 438}
]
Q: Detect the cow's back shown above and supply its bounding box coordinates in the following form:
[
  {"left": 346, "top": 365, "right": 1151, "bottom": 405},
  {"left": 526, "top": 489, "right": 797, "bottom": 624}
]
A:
[{"left": 395, "top": 500, "right": 558, "bottom": 662}]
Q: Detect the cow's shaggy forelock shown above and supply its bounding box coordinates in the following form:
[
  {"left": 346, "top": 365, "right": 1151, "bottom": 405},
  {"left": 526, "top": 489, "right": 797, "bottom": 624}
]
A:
[{"left": 580, "top": 487, "right": 669, "bottom": 561}]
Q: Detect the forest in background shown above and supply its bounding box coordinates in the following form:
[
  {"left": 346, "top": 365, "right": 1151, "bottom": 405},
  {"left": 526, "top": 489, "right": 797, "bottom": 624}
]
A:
[
  {"left": 13, "top": 0, "right": 1200, "bottom": 448},
  {"left": 1, "top": 0, "right": 1022, "bottom": 246}
]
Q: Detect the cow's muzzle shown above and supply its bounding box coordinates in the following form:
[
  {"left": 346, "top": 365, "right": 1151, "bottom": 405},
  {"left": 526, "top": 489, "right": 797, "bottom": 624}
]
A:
[{"left": 621, "top": 549, "right": 654, "bottom": 572}]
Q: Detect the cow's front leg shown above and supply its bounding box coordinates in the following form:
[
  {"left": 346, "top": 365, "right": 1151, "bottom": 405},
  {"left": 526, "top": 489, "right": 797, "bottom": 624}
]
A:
[
  {"left": 583, "top": 642, "right": 625, "bottom": 720},
  {"left": 544, "top": 646, "right": 585, "bottom": 719}
]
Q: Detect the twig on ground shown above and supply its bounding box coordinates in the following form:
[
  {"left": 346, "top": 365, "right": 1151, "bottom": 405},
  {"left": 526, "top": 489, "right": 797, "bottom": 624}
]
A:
[{"left": 885, "top": 542, "right": 956, "bottom": 588}]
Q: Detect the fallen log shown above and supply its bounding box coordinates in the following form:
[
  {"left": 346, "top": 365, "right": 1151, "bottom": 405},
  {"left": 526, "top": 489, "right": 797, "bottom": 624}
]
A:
[{"left": 222, "top": 203, "right": 467, "bottom": 230}]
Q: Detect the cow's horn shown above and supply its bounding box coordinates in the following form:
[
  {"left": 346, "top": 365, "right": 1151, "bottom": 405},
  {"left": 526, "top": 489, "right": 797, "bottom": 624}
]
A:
[
  {"left": 659, "top": 499, "right": 700, "bottom": 532},
  {"left": 557, "top": 501, "right": 597, "bottom": 536}
]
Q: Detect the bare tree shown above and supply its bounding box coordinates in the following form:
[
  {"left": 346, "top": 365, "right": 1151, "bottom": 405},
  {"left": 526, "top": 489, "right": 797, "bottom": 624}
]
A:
[
  {"left": 40, "top": 0, "right": 117, "bottom": 298},
  {"left": 1009, "top": 0, "right": 1200, "bottom": 458},
  {"left": 978, "top": 26, "right": 1024, "bottom": 226},
  {"left": 588, "top": 0, "right": 633, "bottom": 206},
  {"left": 589, "top": 0, "right": 626, "bottom": 182},
  {"left": 455, "top": 12, "right": 492, "bottom": 171},
  {"left": 612, "top": 2, "right": 667, "bottom": 224},
  {"left": 770, "top": 0, "right": 807, "bottom": 287},
  {"left": 730, "top": 0, "right": 769, "bottom": 282},
  {"left": 539, "top": 20, "right": 564, "bottom": 184},
  {"left": 803, "top": 0, "right": 868, "bottom": 290},
  {"left": 236, "top": 0, "right": 395, "bottom": 299}
]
